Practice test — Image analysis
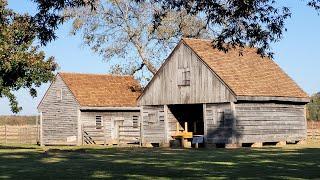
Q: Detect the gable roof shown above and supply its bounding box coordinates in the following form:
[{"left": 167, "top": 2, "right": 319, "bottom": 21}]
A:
[
  {"left": 182, "top": 38, "right": 308, "bottom": 99},
  {"left": 59, "top": 72, "right": 141, "bottom": 107}
]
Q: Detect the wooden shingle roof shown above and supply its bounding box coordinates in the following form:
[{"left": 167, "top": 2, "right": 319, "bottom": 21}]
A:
[
  {"left": 59, "top": 72, "right": 141, "bottom": 107},
  {"left": 182, "top": 38, "right": 308, "bottom": 99}
]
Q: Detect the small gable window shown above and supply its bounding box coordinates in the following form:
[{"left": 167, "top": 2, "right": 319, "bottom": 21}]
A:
[
  {"left": 132, "top": 115, "right": 139, "bottom": 128},
  {"left": 96, "top": 116, "right": 102, "bottom": 129},
  {"left": 178, "top": 68, "right": 190, "bottom": 86},
  {"left": 56, "top": 88, "right": 62, "bottom": 101}
]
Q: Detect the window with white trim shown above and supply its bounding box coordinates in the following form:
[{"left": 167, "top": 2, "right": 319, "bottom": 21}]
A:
[{"left": 96, "top": 116, "right": 102, "bottom": 129}]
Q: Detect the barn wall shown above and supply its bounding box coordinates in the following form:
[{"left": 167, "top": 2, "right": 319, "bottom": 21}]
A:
[
  {"left": 80, "top": 110, "right": 140, "bottom": 144},
  {"left": 166, "top": 107, "right": 179, "bottom": 142},
  {"left": 38, "top": 75, "right": 79, "bottom": 145},
  {"left": 138, "top": 43, "right": 235, "bottom": 106},
  {"left": 141, "top": 105, "right": 166, "bottom": 145},
  {"left": 205, "top": 103, "right": 237, "bottom": 144},
  {"left": 235, "top": 103, "right": 307, "bottom": 143}
]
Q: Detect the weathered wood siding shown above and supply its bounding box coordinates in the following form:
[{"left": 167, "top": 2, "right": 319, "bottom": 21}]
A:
[
  {"left": 166, "top": 107, "right": 179, "bottom": 142},
  {"left": 205, "top": 103, "right": 236, "bottom": 144},
  {"left": 81, "top": 111, "right": 140, "bottom": 144},
  {"left": 38, "top": 75, "right": 79, "bottom": 145},
  {"left": 138, "top": 43, "right": 235, "bottom": 106},
  {"left": 142, "top": 106, "right": 166, "bottom": 144},
  {"left": 204, "top": 103, "right": 306, "bottom": 144},
  {"left": 235, "top": 103, "right": 307, "bottom": 143}
]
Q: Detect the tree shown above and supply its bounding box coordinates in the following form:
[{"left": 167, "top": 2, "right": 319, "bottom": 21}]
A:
[
  {"left": 66, "top": 0, "right": 209, "bottom": 81},
  {"left": 0, "top": 0, "right": 57, "bottom": 113},
  {"left": 148, "top": 0, "right": 320, "bottom": 58},
  {"left": 307, "top": 92, "right": 320, "bottom": 121},
  {"left": 30, "top": 0, "right": 97, "bottom": 45}
]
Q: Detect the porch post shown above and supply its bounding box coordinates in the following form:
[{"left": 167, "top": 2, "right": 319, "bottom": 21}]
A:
[
  {"left": 140, "top": 106, "right": 144, "bottom": 146},
  {"left": 203, "top": 104, "right": 207, "bottom": 143},
  {"left": 164, "top": 105, "right": 169, "bottom": 144},
  {"left": 39, "top": 111, "right": 44, "bottom": 146},
  {"left": 77, "top": 109, "right": 82, "bottom": 146}
]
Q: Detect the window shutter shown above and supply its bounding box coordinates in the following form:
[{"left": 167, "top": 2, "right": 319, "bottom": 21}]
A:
[
  {"left": 96, "top": 116, "right": 102, "bottom": 129},
  {"left": 178, "top": 68, "right": 191, "bottom": 86},
  {"left": 132, "top": 116, "right": 139, "bottom": 128}
]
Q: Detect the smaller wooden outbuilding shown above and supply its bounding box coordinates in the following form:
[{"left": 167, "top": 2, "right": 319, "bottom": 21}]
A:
[
  {"left": 138, "top": 38, "right": 310, "bottom": 147},
  {"left": 38, "top": 72, "right": 141, "bottom": 146}
]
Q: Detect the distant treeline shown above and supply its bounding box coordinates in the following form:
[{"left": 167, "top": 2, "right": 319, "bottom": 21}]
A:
[
  {"left": 0, "top": 115, "right": 37, "bottom": 125},
  {"left": 307, "top": 92, "right": 320, "bottom": 121}
]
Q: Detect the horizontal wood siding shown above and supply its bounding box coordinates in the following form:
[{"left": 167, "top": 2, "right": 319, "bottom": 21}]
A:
[
  {"left": 235, "top": 103, "right": 307, "bottom": 143},
  {"left": 142, "top": 106, "right": 166, "bottom": 144},
  {"left": 81, "top": 111, "right": 140, "bottom": 144},
  {"left": 38, "top": 75, "right": 79, "bottom": 145},
  {"left": 205, "top": 103, "right": 236, "bottom": 144},
  {"left": 139, "top": 43, "right": 235, "bottom": 106}
]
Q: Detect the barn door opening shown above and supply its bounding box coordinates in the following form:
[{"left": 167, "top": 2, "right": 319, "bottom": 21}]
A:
[{"left": 168, "top": 104, "right": 204, "bottom": 135}]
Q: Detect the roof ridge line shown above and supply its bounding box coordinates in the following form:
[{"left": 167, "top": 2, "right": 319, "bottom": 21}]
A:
[{"left": 58, "top": 71, "right": 134, "bottom": 77}]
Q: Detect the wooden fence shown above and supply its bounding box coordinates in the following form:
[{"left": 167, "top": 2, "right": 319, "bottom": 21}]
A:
[
  {"left": 307, "top": 121, "right": 320, "bottom": 141},
  {"left": 0, "top": 125, "right": 40, "bottom": 144},
  {"left": 82, "top": 125, "right": 106, "bottom": 145},
  {"left": 82, "top": 124, "right": 141, "bottom": 146}
]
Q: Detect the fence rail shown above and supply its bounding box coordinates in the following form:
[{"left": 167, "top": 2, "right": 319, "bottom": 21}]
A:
[
  {"left": 81, "top": 124, "right": 141, "bottom": 146},
  {"left": 0, "top": 125, "right": 39, "bottom": 144}
]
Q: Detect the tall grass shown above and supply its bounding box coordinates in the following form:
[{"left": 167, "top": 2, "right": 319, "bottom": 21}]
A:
[{"left": 0, "top": 115, "right": 37, "bottom": 125}]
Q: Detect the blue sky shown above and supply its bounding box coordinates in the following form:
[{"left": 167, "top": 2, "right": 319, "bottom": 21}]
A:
[{"left": 0, "top": 1, "right": 319, "bottom": 115}]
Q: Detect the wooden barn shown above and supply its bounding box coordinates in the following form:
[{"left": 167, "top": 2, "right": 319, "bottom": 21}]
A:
[
  {"left": 38, "top": 72, "right": 141, "bottom": 146},
  {"left": 138, "top": 38, "right": 310, "bottom": 148}
]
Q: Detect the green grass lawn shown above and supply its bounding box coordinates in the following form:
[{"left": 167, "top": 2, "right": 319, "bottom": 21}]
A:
[{"left": 0, "top": 143, "right": 320, "bottom": 179}]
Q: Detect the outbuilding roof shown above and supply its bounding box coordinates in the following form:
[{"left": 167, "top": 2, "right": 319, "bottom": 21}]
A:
[
  {"left": 59, "top": 72, "right": 141, "bottom": 107},
  {"left": 182, "top": 38, "right": 308, "bottom": 99}
]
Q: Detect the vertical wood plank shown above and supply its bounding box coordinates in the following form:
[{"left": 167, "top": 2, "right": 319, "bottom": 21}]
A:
[
  {"left": 40, "top": 112, "right": 43, "bottom": 146},
  {"left": 203, "top": 104, "right": 207, "bottom": 142},
  {"left": 5, "top": 125, "right": 7, "bottom": 144},
  {"left": 77, "top": 109, "right": 82, "bottom": 145},
  {"left": 164, "top": 105, "right": 170, "bottom": 144}
]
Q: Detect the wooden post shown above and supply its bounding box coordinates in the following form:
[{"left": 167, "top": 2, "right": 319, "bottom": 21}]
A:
[
  {"left": 81, "top": 124, "right": 84, "bottom": 146},
  {"left": 140, "top": 106, "right": 144, "bottom": 146},
  {"left": 139, "top": 122, "right": 142, "bottom": 147},
  {"left": 77, "top": 109, "right": 82, "bottom": 146},
  {"left": 203, "top": 104, "right": 207, "bottom": 144},
  {"left": 164, "top": 105, "right": 169, "bottom": 144},
  {"left": 117, "top": 124, "right": 120, "bottom": 144},
  {"left": 184, "top": 122, "right": 188, "bottom": 132},
  {"left": 36, "top": 115, "right": 39, "bottom": 144},
  {"left": 5, "top": 125, "right": 7, "bottom": 144},
  {"left": 103, "top": 124, "right": 107, "bottom": 146},
  {"left": 40, "top": 112, "right": 44, "bottom": 146},
  {"left": 230, "top": 102, "right": 237, "bottom": 144}
]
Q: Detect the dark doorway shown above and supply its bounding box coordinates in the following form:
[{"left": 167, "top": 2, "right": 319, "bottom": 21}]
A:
[{"left": 168, "top": 104, "right": 204, "bottom": 135}]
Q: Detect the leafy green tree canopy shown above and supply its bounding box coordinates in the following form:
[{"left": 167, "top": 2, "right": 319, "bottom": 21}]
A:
[
  {"left": 148, "top": 0, "right": 320, "bottom": 58},
  {"left": 307, "top": 92, "right": 320, "bottom": 121},
  {"left": 0, "top": 0, "right": 57, "bottom": 113}
]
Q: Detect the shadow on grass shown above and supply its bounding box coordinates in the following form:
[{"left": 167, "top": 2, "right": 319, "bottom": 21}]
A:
[
  {"left": 0, "top": 145, "right": 38, "bottom": 150},
  {"left": 0, "top": 145, "right": 319, "bottom": 179}
]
